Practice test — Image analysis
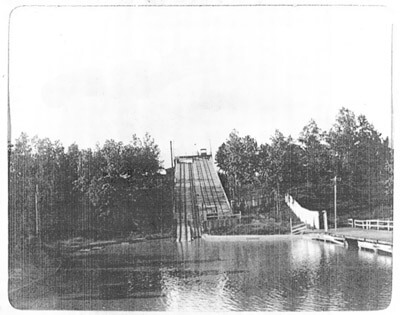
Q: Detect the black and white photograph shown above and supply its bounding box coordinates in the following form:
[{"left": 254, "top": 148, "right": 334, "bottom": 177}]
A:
[{"left": 2, "top": 0, "right": 398, "bottom": 312}]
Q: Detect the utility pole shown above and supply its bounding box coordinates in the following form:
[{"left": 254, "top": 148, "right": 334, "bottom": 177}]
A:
[
  {"left": 7, "top": 91, "right": 11, "bottom": 177},
  {"left": 35, "top": 184, "right": 40, "bottom": 238},
  {"left": 333, "top": 176, "right": 337, "bottom": 231},
  {"left": 276, "top": 183, "right": 280, "bottom": 218},
  {"left": 170, "top": 141, "right": 174, "bottom": 168},
  {"left": 391, "top": 24, "right": 394, "bottom": 149}
]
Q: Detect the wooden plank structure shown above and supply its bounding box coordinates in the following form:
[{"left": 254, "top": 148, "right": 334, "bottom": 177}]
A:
[
  {"left": 174, "top": 152, "right": 240, "bottom": 241},
  {"left": 307, "top": 228, "right": 393, "bottom": 255}
]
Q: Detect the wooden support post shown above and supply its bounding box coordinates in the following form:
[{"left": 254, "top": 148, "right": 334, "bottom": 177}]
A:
[
  {"left": 176, "top": 224, "right": 180, "bottom": 242},
  {"left": 323, "top": 210, "right": 328, "bottom": 232}
]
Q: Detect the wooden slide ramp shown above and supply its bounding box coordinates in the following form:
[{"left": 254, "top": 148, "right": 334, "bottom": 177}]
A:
[{"left": 174, "top": 154, "right": 239, "bottom": 242}]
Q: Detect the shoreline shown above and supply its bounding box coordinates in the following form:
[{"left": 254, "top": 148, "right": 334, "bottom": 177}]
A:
[{"left": 201, "top": 234, "right": 297, "bottom": 241}]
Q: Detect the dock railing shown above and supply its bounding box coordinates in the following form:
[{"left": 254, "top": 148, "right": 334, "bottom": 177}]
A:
[{"left": 348, "top": 218, "right": 393, "bottom": 231}]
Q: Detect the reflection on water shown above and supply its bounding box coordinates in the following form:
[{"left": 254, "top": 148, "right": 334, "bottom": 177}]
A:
[{"left": 17, "top": 237, "right": 392, "bottom": 311}]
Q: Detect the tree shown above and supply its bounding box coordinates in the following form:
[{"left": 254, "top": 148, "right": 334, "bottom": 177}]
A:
[
  {"left": 9, "top": 133, "right": 35, "bottom": 250},
  {"left": 9, "top": 131, "right": 171, "bottom": 248},
  {"left": 215, "top": 107, "right": 393, "bottom": 222},
  {"left": 326, "top": 108, "right": 392, "bottom": 215},
  {"left": 74, "top": 134, "right": 164, "bottom": 236},
  {"left": 297, "top": 120, "right": 331, "bottom": 208},
  {"left": 215, "top": 130, "right": 260, "bottom": 202}
]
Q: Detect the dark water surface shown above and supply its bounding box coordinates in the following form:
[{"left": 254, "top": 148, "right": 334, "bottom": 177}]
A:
[{"left": 13, "top": 236, "right": 392, "bottom": 311}]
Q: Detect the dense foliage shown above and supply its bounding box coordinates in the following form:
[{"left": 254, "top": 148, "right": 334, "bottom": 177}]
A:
[
  {"left": 216, "top": 108, "right": 393, "bottom": 223},
  {"left": 9, "top": 133, "right": 173, "bottom": 253},
  {"left": 8, "top": 107, "right": 393, "bottom": 253}
]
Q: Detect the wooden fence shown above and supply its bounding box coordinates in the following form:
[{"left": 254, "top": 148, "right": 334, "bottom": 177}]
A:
[
  {"left": 203, "top": 213, "right": 242, "bottom": 232},
  {"left": 290, "top": 221, "right": 307, "bottom": 235},
  {"left": 348, "top": 218, "right": 393, "bottom": 231}
]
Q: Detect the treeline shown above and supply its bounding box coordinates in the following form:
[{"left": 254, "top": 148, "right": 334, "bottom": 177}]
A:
[
  {"left": 216, "top": 108, "right": 393, "bottom": 222},
  {"left": 9, "top": 133, "right": 173, "bottom": 250}
]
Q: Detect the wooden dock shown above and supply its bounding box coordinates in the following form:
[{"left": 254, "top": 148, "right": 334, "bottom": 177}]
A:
[
  {"left": 306, "top": 227, "right": 393, "bottom": 254},
  {"left": 326, "top": 227, "right": 393, "bottom": 243}
]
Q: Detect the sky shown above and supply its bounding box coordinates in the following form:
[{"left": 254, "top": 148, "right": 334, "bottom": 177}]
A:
[{"left": 9, "top": 5, "right": 392, "bottom": 168}]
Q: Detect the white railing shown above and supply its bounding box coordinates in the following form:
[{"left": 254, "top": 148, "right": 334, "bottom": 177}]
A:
[
  {"left": 348, "top": 218, "right": 393, "bottom": 231},
  {"left": 291, "top": 222, "right": 307, "bottom": 235}
]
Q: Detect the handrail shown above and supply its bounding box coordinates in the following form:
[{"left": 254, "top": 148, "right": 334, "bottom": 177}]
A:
[
  {"left": 290, "top": 218, "right": 307, "bottom": 235},
  {"left": 291, "top": 222, "right": 307, "bottom": 235},
  {"left": 348, "top": 218, "right": 393, "bottom": 231},
  {"left": 292, "top": 222, "right": 307, "bottom": 229}
]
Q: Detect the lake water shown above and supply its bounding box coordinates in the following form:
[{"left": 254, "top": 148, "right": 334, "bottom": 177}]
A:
[{"left": 12, "top": 236, "right": 392, "bottom": 311}]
